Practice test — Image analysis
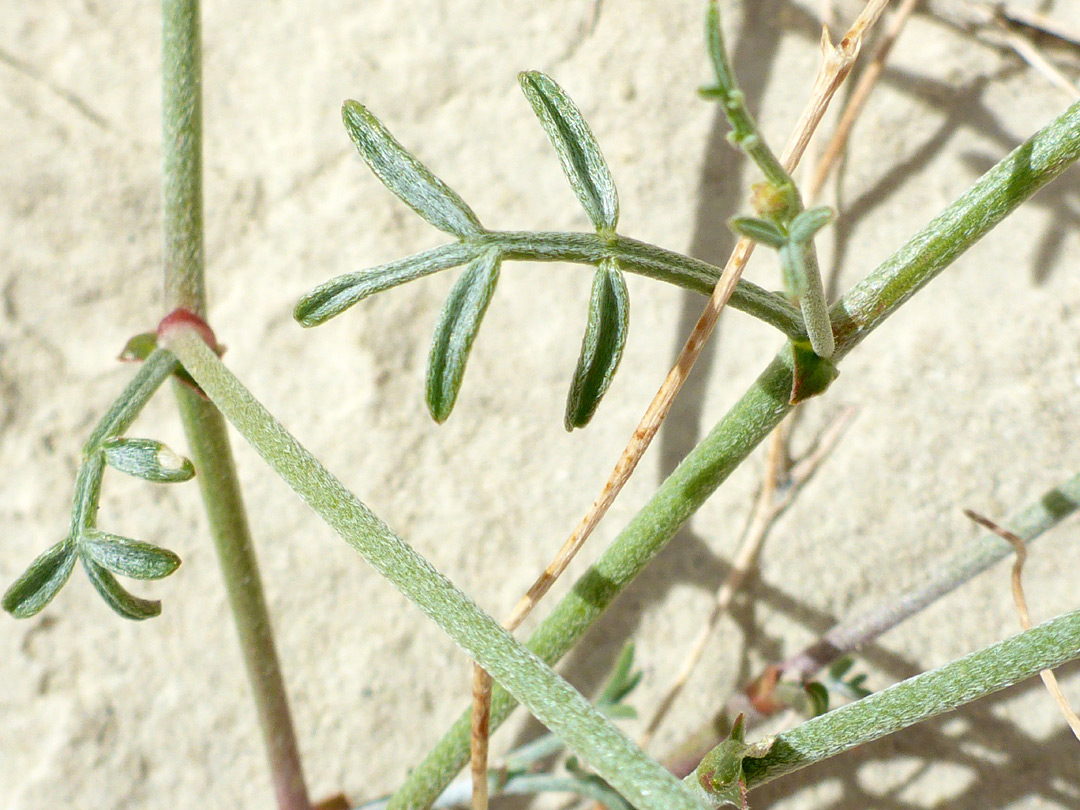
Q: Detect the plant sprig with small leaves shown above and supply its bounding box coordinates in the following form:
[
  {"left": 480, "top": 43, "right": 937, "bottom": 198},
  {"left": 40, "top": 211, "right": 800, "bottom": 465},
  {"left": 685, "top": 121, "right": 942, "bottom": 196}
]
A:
[
  {"left": 702, "top": 0, "right": 835, "bottom": 360},
  {"left": 295, "top": 71, "right": 811, "bottom": 431},
  {"left": 2, "top": 344, "right": 194, "bottom": 620}
]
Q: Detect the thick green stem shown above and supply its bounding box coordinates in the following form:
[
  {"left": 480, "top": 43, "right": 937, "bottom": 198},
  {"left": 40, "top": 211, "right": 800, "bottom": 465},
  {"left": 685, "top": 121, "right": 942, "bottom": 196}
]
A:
[
  {"left": 688, "top": 608, "right": 1080, "bottom": 805},
  {"left": 161, "top": 327, "right": 709, "bottom": 810},
  {"left": 161, "top": 1, "right": 310, "bottom": 807},
  {"left": 388, "top": 97, "right": 1080, "bottom": 810},
  {"left": 162, "top": 0, "right": 205, "bottom": 312}
]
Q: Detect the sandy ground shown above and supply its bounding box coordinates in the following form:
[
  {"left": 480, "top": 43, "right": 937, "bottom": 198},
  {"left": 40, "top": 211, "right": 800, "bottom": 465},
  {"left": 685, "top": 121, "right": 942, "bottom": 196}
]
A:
[{"left": 3, "top": 0, "right": 1080, "bottom": 808}]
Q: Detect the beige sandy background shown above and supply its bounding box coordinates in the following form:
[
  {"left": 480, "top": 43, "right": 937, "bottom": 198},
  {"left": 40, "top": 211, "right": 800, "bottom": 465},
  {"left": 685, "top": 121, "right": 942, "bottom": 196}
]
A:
[{"left": 3, "top": 1, "right": 1080, "bottom": 808}]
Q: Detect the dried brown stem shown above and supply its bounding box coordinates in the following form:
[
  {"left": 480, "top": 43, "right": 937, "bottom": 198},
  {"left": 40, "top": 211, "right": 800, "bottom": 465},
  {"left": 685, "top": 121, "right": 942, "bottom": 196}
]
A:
[
  {"left": 470, "top": 668, "right": 492, "bottom": 810},
  {"left": 808, "top": 0, "right": 922, "bottom": 203},
  {"left": 963, "top": 509, "right": 1080, "bottom": 743},
  {"left": 964, "top": 3, "right": 1080, "bottom": 98}
]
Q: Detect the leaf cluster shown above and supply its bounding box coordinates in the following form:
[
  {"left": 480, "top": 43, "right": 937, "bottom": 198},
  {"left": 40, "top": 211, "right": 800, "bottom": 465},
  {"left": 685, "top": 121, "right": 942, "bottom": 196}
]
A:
[{"left": 2, "top": 347, "right": 193, "bottom": 620}]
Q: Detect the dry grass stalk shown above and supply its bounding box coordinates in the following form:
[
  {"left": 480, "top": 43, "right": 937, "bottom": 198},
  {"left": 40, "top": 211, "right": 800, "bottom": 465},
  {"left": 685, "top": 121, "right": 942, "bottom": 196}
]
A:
[
  {"left": 962, "top": 3, "right": 1080, "bottom": 98},
  {"left": 808, "top": 0, "right": 922, "bottom": 202},
  {"left": 963, "top": 509, "right": 1080, "bottom": 743}
]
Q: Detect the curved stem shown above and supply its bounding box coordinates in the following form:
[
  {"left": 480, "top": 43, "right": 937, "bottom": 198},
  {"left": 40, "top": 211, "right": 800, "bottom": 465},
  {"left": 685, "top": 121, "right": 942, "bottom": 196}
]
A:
[
  {"left": 161, "top": 0, "right": 310, "bottom": 807},
  {"left": 480, "top": 230, "right": 806, "bottom": 340}
]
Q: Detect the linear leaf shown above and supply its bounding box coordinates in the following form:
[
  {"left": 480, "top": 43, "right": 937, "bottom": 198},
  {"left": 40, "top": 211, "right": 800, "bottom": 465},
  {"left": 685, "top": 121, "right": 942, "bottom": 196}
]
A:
[
  {"left": 519, "top": 71, "right": 619, "bottom": 233},
  {"left": 81, "top": 531, "right": 181, "bottom": 580},
  {"left": 82, "top": 558, "right": 162, "bottom": 620},
  {"left": 788, "top": 206, "right": 834, "bottom": 244},
  {"left": 565, "top": 259, "right": 629, "bottom": 430},
  {"left": 426, "top": 248, "right": 502, "bottom": 422},
  {"left": 101, "top": 437, "right": 195, "bottom": 483},
  {"left": 729, "top": 216, "right": 786, "bottom": 249},
  {"left": 294, "top": 242, "right": 475, "bottom": 327},
  {"left": 2, "top": 539, "right": 77, "bottom": 618},
  {"left": 342, "top": 100, "right": 483, "bottom": 237}
]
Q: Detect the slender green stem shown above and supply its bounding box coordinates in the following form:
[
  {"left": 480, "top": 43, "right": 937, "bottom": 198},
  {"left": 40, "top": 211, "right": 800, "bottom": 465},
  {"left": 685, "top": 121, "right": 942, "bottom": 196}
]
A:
[
  {"left": 161, "top": 1, "right": 310, "bottom": 807},
  {"left": 387, "top": 97, "right": 1080, "bottom": 810},
  {"left": 162, "top": 0, "right": 205, "bottom": 313},
  {"left": 161, "top": 326, "right": 709, "bottom": 810},
  {"left": 481, "top": 231, "right": 806, "bottom": 340},
  {"left": 704, "top": 0, "right": 834, "bottom": 354},
  {"left": 703, "top": 0, "right": 791, "bottom": 198},
  {"left": 84, "top": 348, "right": 180, "bottom": 454},
  {"left": 687, "top": 607, "right": 1080, "bottom": 805}
]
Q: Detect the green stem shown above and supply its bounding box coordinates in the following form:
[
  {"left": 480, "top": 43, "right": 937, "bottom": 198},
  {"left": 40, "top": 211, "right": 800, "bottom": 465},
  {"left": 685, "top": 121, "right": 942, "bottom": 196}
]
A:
[
  {"left": 83, "top": 348, "right": 179, "bottom": 454},
  {"left": 161, "top": 1, "right": 310, "bottom": 807},
  {"left": 161, "top": 326, "right": 709, "bottom": 810},
  {"left": 482, "top": 231, "right": 806, "bottom": 340},
  {"left": 162, "top": 0, "right": 205, "bottom": 313},
  {"left": 388, "top": 96, "right": 1080, "bottom": 810},
  {"left": 689, "top": 608, "right": 1080, "bottom": 804},
  {"left": 703, "top": 0, "right": 791, "bottom": 198}
]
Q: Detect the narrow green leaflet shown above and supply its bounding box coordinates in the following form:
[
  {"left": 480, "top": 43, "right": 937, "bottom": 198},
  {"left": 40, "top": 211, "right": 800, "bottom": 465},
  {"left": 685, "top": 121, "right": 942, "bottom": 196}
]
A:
[
  {"left": 81, "top": 558, "right": 162, "bottom": 620},
  {"left": 2, "top": 539, "right": 77, "bottom": 618},
  {"left": 426, "top": 248, "right": 502, "bottom": 422},
  {"left": 101, "top": 437, "right": 195, "bottom": 483},
  {"left": 295, "top": 242, "right": 476, "bottom": 327},
  {"left": 787, "top": 206, "right": 834, "bottom": 244},
  {"left": 342, "top": 100, "right": 484, "bottom": 238},
  {"left": 729, "top": 216, "right": 786, "bottom": 249},
  {"left": 565, "top": 259, "right": 629, "bottom": 430},
  {"left": 519, "top": 71, "right": 619, "bottom": 234},
  {"left": 81, "top": 531, "right": 181, "bottom": 580}
]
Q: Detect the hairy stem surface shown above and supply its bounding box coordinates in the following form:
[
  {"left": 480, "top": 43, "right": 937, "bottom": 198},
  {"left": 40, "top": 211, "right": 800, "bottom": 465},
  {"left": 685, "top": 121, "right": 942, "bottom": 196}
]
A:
[
  {"left": 161, "top": 1, "right": 310, "bottom": 807},
  {"left": 690, "top": 608, "right": 1080, "bottom": 803}
]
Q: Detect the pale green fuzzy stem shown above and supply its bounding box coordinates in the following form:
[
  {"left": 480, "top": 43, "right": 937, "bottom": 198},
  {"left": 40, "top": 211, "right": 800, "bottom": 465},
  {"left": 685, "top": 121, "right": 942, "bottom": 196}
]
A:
[
  {"left": 161, "top": 327, "right": 709, "bottom": 810},
  {"left": 687, "top": 608, "right": 1080, "bottom": 805},
  {"left": 161, "top": 0, "right": 310, "bottom": 807},
  {"left": 83, "top": 348, "right": 179, "bottom": 454},
  {"left": 481, "top": 230, "right": 806, "bottom": 341},
  {"left": 387, "top": 97, "right": 1080, "bottom": 810}
]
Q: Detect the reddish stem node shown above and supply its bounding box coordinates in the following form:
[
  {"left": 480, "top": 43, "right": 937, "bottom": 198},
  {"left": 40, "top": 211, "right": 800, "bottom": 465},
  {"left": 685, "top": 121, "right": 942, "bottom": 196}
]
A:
[{"left": 158, "top": 308, "right": 222, "bottom": 355}]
